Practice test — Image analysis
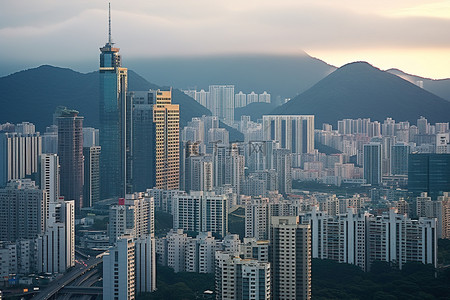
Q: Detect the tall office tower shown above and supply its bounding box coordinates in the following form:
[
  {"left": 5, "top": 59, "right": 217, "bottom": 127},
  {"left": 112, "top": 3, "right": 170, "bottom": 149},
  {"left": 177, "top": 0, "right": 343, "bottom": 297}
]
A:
[
  {"left": 83, "top": 146, "right": 101, "bottom": 207},
  {"left": 129, "top": 90, "right": 156, "bottom": 192},
  {"left": 259, "top": 91, "right": 271, "bottom": 103},
  {"left": 0, "top": 179, "right": 46, "bottom": 242},
  {"left": 417, "top": 116, "right": 430, "bottom": 135},
  {"left": 153, "top": 89, "right": 180, "bottom": 190},
  {"left": 215, "top": 252, "right": 271, "bottom": 300},
  {"left": 390, "top": 143, "right": 410, "bottom": 175},
  {"left": 99, "top": 5, "right": 129, "bottom": 199},
  {"left": 270, "top": 216, "right": 311, "bottom": 300},
  {"left": 173, "top": 191, "right": 228, "bottom": 238},
  {"left": 185, "top": 232, "right": 217, "bottom": 273},
  {"left": 247, "top": 91, "right": 259, "bottom": 105},
  {"left": 42, "top": 125, "right": 58, "bottom": 154},
  {"left": 135, "top": 235, "right": 157, "bottom": 293},
  {"left": 109, "top": 192, "right": 155, "bottom": 244},
  {"left": 273, "top": 148, "right": 292, "bottom": 195},
  {"left": 408, "top": 153, "right": 450, "bottom": 198},
  {"left": 40, "top": 154, "right": 59, "bottom": 218},
  {"left": 235, "top": 91, "right": 247, "bottom": 108},
  {"left": 103, "top": 237, "right": 136, "bottom": 300},
  {"left": 208, "top": 85, "right": 235, "bottom": 124},
  {"left": 37, "top": 197, "right": 75, "bottom": 274},
  {"left": 363, "top": 143, "right": 382, "bottom": 185},
  {"left": 57, "top": 108, "right": 84, "bottom": 213},
  {"left": 0, "top": 130, "right": 42, "bottom": 187},
  {"left": 245, "top": 197, "right": 270, "bottom": 240},
  {"left": 263, "top": 115, "right": 315, "bottom": 157}
]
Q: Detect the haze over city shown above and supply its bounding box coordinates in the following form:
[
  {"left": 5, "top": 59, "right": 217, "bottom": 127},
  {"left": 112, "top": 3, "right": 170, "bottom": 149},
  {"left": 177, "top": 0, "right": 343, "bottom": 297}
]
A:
[{"left": 1, "top": 0, "right": 450, "bottom": 79}]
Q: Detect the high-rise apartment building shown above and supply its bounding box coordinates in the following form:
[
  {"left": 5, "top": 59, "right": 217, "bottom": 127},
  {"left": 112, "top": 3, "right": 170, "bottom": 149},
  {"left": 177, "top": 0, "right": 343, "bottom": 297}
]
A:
[
  {"left": 83, "top": 146, "right": 101, "bottom": 207},
  {"left": 103, "top": 236, "right": 136, "bottom": 300},
  {"left": 390, "top": 143, "right": 410, "bottom": 175},
  {"left": 40, "top": 153, "right": 59, "bottom": 218},
  {"left": 208, "top": 85, "right": 235, "bottom": 125},
  {"left": 270, "top": 216, "right": 311, "bottom": 300},
  {"left": 37, "top": 197, "right": 75, "bottom": 274},
  {"left": 0, "top": 130, "right": 42, "bottom": 187},
  {"left": 153, "top": 90, "right": 180, "bottom": 190},
  {"left": 215, "top": 252, "right": 271, "bottom": 300},
  {"left": 135, "top": 235, "right": 157, "bottom": 293},
  {"left": 0, "top": 179, "right": 46, "bottom": 242},
  {"left": 57, "top": 109, "right": 84, "bottom": 212},
  {"left": 263, "top": 115, "right": 315, "bottom": 157},
  {"left": 173, "top": 191, "right": 228, "bottom": 238},
  {"left": 273, "top": 148, "right": 292, "bottom": 195},
  {"left": 99, "top": 7, "right": 129, "bottom": 199},
  {"left": 109, "top": 192, "right": 155, "bottom": 244}
]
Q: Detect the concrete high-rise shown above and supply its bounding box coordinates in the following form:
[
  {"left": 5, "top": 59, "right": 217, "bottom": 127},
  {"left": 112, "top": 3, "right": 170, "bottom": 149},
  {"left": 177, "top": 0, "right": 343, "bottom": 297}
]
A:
[
  {"left": 103, "top": 236, "right": 136, "bottom": 300},
  {"left": 83, "top": 146, "right": 101, "bottom": 207},
  {"left": 208, "top": 85, "right": 235, "bottom": 125},
  {"left": 0, "top": 130, "right": 42, "bottom": 187},
  {"left": 40, "top": 154, "right": 59, "bottom": 218},
  {"left": 135, "top": 235, "right": 157, "bottom": 293},
  {"left": 99, "top": 5, "right": 129, "bottom": 199},
  {"left": 263, "top": 115, "right": 315, "bottom": 157},
  {"left": 153, "top": 90, "right": 180, "bottom": 190},
  {"left": 57, "top": 109, "right": 84, "bottom": 212},
  {"left": 37, "top": 197, "right": 75, "bottom": 274},
  {"left": 390, "top": 143, "right": 410, "bottom": 175},
  {"left": 270, "top": 216, "right": 311, "bottom": 300},
  {"left": 0, "top": 179, "right": 46, "bottom": 242}
]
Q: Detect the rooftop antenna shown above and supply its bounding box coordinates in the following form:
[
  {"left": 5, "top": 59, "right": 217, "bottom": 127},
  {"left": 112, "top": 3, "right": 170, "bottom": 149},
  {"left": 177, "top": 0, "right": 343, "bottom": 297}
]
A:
[{"left": 108, "top": 2, "right": 112, "bottom": 44}]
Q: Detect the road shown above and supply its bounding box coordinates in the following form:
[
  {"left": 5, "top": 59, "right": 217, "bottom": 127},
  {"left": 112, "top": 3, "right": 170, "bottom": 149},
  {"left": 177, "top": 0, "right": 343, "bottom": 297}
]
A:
[{"left": 32, "top": 257, "right": 102, "bottom": 300}]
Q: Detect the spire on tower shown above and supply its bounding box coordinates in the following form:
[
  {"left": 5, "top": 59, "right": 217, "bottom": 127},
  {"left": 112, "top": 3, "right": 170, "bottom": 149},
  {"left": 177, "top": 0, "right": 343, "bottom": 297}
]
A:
[{"left": 108, "top": 2, "right": 112, "bottom": 45}]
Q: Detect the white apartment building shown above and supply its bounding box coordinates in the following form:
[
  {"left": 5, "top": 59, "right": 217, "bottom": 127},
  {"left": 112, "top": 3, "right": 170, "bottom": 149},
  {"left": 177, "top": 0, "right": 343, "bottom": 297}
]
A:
[
  {"left": 135, "top": 235, "right": 157, "bottom": 293},
  {"left": 103, "top": 237, "right": 136, "bottom": 300},
  {"left": 173, "top": 191, "right": 228, "bottom": 238}
]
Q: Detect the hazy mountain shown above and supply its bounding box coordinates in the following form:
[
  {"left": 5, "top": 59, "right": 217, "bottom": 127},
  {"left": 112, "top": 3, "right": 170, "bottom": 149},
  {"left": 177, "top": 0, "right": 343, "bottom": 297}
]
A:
[
  {"left": 387, "top": 68, "right": 450, "bottom": 102},
  {"left": 271, "top": 62, "right": 450, "bottom": 127},
  {"left": 126, "top": 52, "right": 336, "bottom": 100},
  {"left": 0, "top": 65, "right": 206, "bottom": 129}
]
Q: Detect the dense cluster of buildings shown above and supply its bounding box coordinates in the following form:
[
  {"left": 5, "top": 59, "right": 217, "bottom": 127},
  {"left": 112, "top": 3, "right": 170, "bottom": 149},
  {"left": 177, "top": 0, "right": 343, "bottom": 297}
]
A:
[{"left": 0, "top": 6, "right": 449, "bottom": 300}]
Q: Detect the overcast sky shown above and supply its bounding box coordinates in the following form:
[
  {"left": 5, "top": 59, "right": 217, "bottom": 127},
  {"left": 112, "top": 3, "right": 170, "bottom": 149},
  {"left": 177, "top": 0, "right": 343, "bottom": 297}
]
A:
[{"left": 1, "top": 0, "right": 450, "bottom": 78}]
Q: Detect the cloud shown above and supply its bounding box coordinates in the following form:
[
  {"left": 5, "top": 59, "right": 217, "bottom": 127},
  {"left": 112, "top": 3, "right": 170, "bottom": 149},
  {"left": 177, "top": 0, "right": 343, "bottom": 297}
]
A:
[{"left": 0, "top": 0, "right": 449, "bottom": 77}]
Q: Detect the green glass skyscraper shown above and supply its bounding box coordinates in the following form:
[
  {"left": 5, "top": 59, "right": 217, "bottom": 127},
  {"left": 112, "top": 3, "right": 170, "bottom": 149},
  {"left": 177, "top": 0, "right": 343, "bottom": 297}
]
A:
[{"left": 99, "top": 4, "right": 129, "bottom": 199}]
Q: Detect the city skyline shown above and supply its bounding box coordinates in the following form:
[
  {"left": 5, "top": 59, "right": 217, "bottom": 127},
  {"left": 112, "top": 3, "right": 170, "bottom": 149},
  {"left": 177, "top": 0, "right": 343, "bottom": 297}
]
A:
[{"left": 0, "top": 1, "right": 450, "bottom": 79}]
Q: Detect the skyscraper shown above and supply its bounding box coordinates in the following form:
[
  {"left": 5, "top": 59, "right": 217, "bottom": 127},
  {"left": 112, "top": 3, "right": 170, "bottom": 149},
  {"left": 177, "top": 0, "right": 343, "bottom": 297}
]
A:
[
  {"left": 363, "top": 143, "right": 382, "bottom": 185},
  {"left": 153, "top": 90, "right": 180, "bottom": 190},
  {"left": 208, "top": 85, "right": 235, "bottom": 125},
  {"left": 270, "top": 216, "right": 311, "bottom": 300},
  {"left": 57, "top": 109, "right": 84, "bottom": 212},
  {"left": 99, "top": 4, "right": 129, "bottom": 199}
]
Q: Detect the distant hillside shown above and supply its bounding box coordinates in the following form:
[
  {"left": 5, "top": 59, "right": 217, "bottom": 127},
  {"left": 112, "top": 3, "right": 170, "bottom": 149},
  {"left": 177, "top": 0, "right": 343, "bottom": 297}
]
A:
[
  {"left": 235, "top": 102, "right": 278, "bottom": 122},
  {"left": 387, "top": 68, "right": 450, "bottom": 102},
  {"left": 126, "top": 52, "right": 336, "bottom": 100},
  {"left": 271, "top": 62, "right": 450, "bottom": 127},
  {"left": 0, "top": 65, "right": 206, "bottom": 128}
]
